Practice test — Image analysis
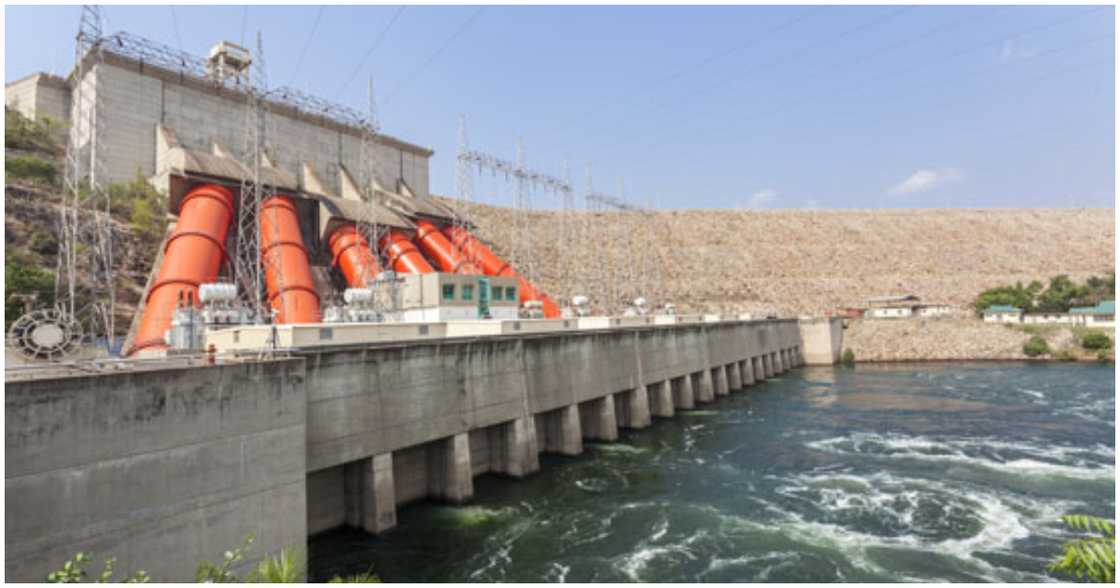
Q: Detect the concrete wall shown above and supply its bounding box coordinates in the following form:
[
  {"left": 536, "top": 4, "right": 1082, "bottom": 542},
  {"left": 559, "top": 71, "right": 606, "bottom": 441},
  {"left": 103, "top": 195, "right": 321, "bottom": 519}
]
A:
[
  {"left": 82, "top": 59, "right": 430, "bottom": 195},
  {"left": 5, "top": 359, "right": 308, "bottom": 582},
  {"left": 301, "top": 319, "right": 812, "bottom": 538},
  {"left": 5, "top": 73, "right": 69, "bottom": 122},
  {"left": 6, "top": 318, "right": 832, "bottom": 579},
  {"left": 797, "top": 317, "right": 844, "bottom": 365}
]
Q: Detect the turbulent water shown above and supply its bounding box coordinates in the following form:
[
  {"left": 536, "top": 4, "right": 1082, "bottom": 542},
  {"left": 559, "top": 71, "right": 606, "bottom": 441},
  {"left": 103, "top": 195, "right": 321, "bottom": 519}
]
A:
[{"left": 310, "top": 362, "right": 1115, "bottom": 582}]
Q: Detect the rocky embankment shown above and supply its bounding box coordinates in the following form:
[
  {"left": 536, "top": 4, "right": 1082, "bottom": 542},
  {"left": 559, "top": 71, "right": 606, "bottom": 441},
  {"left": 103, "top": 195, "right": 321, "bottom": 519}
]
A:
[
  {"left": 447, "top": 198, "right": 1114, "bottom": 316},
  {"left": 843, "top": 318, "right": 1110, "bottom": 362}
]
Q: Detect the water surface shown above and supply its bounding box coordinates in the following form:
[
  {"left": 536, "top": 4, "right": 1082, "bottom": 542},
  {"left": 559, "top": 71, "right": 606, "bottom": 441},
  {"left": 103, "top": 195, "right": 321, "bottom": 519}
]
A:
[{"left": 310, "top": 362, "right": 1115, "bottom": 582}]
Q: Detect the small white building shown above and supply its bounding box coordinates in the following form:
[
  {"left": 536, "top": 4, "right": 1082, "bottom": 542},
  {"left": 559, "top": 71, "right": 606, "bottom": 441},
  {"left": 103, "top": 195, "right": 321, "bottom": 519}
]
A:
[
  {"left": 916, "top": 304, "right": 953, "bottom": 318},
  {"left": 1021, "top": 312, "right": 1073, "bottom": 325},
  {"left": 982, "top": 305, "right": 1023, "bottom": 323},
  {"left": 1070, "top": 301, "right": 1115, "bottom": 328},
  {"left": 864, "top": 295, "right": 920, "bottom": 319}
]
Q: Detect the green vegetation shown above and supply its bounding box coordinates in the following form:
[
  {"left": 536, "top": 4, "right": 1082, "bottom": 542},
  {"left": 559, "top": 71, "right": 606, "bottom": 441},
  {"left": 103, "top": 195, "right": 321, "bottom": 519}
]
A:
[
  {"left": 5, "top": 262, "right": 56, "bottom": 330},
  {"left": 46, "top": 553, "right": 149, "bottom": 583},
  {"left": 1080, "top": 331, "right": 1113, "bottom": 351},
  {"left": 976, "top": 274, "right": 1115, "bottom": 315},
  {"left": 5, "top": 107, "right": 62, "bottom": 153},
  {"left": 841, "top": 348, "right": 855, "bottom": 365},
  {"left": 6, "top": 153, "right": 59, "bottom": 185},
  {"left": 1009, "top": 323, "right": 1060, "bottom": 337},
  {"left": 109, "top": 171, "right": 168, "bottom": 242},
  {"left": 1052, "top": 349, "right": 1078, "bottom": 362},
  {"left": 1049, "top": 515, "right": 1115, "bottom": 583},
  {"left": 1022, "top": 335, "right": 1050, "bottom": 358},
  {"left": 49, "top": 533, "right": 380, "bottom": 583}
]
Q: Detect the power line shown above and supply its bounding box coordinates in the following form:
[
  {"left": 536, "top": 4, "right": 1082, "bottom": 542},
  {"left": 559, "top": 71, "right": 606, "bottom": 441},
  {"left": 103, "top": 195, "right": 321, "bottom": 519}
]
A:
[
  {"left": 562, "top": 6, "right": 913, "bottom": 155},
  {"left": 334, "top": 5, "right": 406, "bottom": 100},
  {"left": 541, "top": 6, "right": 821, "bottom": 146},
  {"left": 587, "top": 5, "right": 1108, "bottom": 163},
  {"left": 289, "top": 6, "right": 325, "bottom": 87},
  {"left": 239, "top": 5, "right": 248, "bottom": 46},
  {"left": 620, "top": 34, "right": 1114, "bottom": 183},
  {"left": 169, "top": 6, "right": 183, "bottom": 52},
  {"left": 383, "top": 6, "right": 486, "bottom": 106}
]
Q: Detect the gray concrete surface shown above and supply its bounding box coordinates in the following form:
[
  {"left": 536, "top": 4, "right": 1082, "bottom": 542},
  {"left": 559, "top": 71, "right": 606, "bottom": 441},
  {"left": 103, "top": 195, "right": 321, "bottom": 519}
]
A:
[{"left": 6, "top": 318, "right": 840, "bottom": 580}]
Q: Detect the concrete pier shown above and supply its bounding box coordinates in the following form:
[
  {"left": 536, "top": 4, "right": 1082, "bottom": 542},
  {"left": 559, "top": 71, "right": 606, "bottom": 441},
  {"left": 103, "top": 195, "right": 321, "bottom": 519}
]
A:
[
  {"left": 674, "top": 375, "right": 695, "bottom": 409},
  {"left": 714, "top": 365, "right": 730, "bottom": 396},
  {"left": 651, "top": 380, "right": 675, "bottom": 418},
  {"left": 581, "top": 395, "right": 619, "bottom": 441},
  {"left": 728, "top": 361, "right": 743, "bottom": 390},
  {"left": 697, "top": 370, "right": 716, "bottom": 403},
  {"left": 619, "top": 386, "right": 653, "bottom": 429},
  {"left": 742, "top": 359, "right": 755, "bottom": 386},
  {"left": 5, "top": 317, "right": 843, "bottom": 581}
]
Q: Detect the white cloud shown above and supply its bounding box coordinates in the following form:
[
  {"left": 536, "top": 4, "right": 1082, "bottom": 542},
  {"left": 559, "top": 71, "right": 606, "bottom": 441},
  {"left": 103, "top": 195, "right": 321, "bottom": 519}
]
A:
[
  {"left": 887, "top": 168, "right": 962, "bottom": 196},
  {"left": 1000, "top": 39, "right": 1037, "bottom": 62},
  {"left": 744, "top": 188, "right": 777, "bottom": 209},
  {"left": 805, "top": 198, "right": 819, "bottom": 210}
]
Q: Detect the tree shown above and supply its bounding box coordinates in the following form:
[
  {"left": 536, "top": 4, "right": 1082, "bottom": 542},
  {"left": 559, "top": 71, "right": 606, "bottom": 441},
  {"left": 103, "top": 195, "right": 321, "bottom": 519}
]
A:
[
  {"left": 975, "top": 282, "right": 1034, "bottom": 314},
  {"left": 1049, "top": 514, "right": 1115, "bottom": 582}
]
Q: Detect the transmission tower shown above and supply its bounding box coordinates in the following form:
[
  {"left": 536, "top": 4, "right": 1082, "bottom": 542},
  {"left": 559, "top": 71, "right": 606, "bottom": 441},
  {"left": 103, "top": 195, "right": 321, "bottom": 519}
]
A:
[
  {"left": 59, "top": 5, "right": 115, "bottom": 350},
  {"left": 454, "top": 114, "right": 475, "bottom": 236},
  {"left": 234, "top": 31, "right": 271, "bottom": 322},
  {"left": 557, "top": 159, "right": 576, "bottom": 305},
  {"left": 357, "top": 76, "right": 398, "bottom": 317},
  {"left": 456, "top": 132, "right": 571, "bottom": 292}
]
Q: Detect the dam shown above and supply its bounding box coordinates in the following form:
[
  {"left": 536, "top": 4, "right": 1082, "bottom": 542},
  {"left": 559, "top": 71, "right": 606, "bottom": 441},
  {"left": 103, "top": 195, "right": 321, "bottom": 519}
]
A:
[
  {"left": 5, "top": 317, "right": 843, "bottom": 581},
  {"left": 2, "top": 24, "right": 853, "bottom": 582}
]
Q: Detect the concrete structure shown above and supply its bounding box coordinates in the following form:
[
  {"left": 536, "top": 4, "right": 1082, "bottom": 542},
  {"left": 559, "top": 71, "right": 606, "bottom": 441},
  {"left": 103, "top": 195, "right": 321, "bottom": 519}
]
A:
[
  {"left": 5, "top": 358, "right": 307, "bottom": 582},
  {"left": 5, "top": 73, "right": 69, "bottom": 122},
  {"left": 1070, "top": 300, "right": 1115, "bottom": 328},
  {"left": 983, "top": 304, "right": 1024, "bottom": 323},
  {"left": 795, "top": 316, "right": 844, "bottom": 365},
  {"left": 864, "top": 294, "right": 920, "bottom": 319},
  {"left": 373, "top": 272, "right": 521, "bottom": 322},
  {"left": 9, "top": 51, "right": 434, "bottom": 194},
  {"left": 6, "top": 317, "right": 842, "bottom": 581},
  {"left": 916, "top": 304, "right": 953, "bottom": 318},
  {"left": 1022, "top": 312, "right": 1074, "bottom": 325}
]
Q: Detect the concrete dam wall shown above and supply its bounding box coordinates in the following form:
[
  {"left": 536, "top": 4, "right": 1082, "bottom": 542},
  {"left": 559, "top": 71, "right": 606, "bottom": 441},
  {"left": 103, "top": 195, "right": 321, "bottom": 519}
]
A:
[{"left": 5, "top": 318, "right": 841, "bottom": 581}]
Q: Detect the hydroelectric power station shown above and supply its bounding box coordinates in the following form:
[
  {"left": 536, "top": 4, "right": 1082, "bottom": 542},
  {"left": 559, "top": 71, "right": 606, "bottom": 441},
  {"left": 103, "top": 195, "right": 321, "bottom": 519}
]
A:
[{"left": 5, "top": 22, "right": 844, "bottom": 581}]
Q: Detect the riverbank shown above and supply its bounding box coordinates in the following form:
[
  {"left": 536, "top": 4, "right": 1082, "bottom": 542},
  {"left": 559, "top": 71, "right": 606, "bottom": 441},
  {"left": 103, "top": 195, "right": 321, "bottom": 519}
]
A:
[{"left": 843, "top": 317, "right": 1114, "bottom": 362}]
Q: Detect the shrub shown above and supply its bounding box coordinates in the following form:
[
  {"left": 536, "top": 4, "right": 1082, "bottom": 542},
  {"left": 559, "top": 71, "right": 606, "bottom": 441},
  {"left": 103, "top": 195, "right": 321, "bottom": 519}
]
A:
[
  {"left": 46, "top": 552, "right": 149, "bottom": 583},
  {"left": 1097, "top": 349, "right": 1111, "bottom": 362},
  {"left": 1023, "top": 335, "right": 1050, "bottom": 357},
  {"left": 29, "top": 229, "right": 59, "bottom": 256},
  {"left": 1053, "top": 349, "right": 1078, "bottom": 362},
  {"left": 841, "top": 348, "right": 855, "bottom": 365},
  {"left": 1081, "top": 332, "right": 1113, "bottom": 351},
  {"left": 5, "top": 107, "right": 60, "bottom": 153},
  {"left": 5, "top": 262, "right": 55, "bottom": 329},
  {"left": 6, "top": 153, "right": 58, "bottom": 185}
]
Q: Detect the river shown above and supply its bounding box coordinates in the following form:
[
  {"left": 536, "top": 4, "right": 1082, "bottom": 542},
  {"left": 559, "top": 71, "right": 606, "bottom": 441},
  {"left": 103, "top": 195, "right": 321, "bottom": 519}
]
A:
[{"left": 309, "top": 362, "right": 1115, "bottom": 582}]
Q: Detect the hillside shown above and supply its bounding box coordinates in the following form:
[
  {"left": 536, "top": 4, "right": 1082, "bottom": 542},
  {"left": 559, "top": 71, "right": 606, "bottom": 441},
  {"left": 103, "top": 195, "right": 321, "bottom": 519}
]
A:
[{"left": 446, "top": 198, "right": 1114, "bottom": 315}]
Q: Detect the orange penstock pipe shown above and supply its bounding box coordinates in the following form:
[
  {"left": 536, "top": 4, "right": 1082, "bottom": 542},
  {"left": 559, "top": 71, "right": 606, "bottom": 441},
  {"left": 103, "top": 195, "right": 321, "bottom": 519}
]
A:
[
  {"left": 328, "top": 223, "right": 380, "bottom": 287},
  {"left": 129, "top": 183, "right": 235, "bottom": 355},
  {"left": 260, "top": 195, "right": 321, "bottom": 323}
]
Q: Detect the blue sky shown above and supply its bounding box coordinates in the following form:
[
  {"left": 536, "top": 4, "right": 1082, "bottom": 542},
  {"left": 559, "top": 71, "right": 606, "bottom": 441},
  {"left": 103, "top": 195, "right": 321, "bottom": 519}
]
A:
[{"left": 5, "top": 4, "right": 1115, "bottom": 209}]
